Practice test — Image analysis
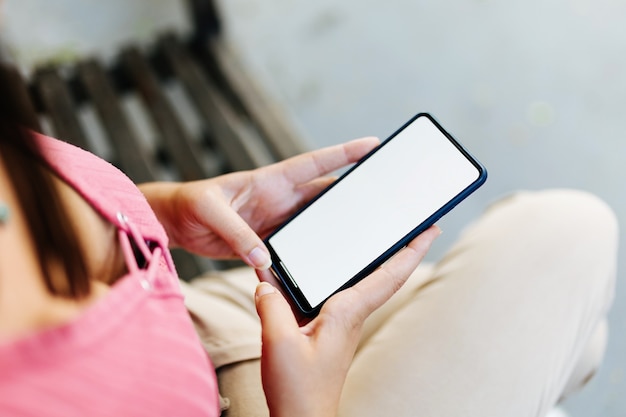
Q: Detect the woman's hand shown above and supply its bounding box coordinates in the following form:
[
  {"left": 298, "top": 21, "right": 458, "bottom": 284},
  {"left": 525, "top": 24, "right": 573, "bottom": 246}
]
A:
[
  {"left": 140, "top": 137, "right": 380, "bottom": 269},
  {"left": 254, "top": 226, "right": 441, "bottom": 417}
]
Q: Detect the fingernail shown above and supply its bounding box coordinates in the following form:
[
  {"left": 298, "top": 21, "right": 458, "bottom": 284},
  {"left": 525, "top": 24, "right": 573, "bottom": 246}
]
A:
[
  {"left": 256, "top": 282, "right": 276, "bottom": 298},
  {"left": 248, "top": 246, "right": 272, "bottom": 270}
]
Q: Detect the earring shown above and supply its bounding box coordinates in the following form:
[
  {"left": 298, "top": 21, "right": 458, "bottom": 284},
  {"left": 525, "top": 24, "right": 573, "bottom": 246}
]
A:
[{"left": 0, "top": 201, "right": 9, "bottom": 225}]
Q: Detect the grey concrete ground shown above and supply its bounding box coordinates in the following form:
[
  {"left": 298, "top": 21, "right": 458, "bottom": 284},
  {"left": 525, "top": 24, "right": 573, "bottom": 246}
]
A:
[{"left": 2, "top": 1, "right": 625, "bottom": 415}]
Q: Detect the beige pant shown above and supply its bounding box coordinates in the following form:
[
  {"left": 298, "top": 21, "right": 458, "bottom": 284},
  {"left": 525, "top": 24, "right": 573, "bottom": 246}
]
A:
[{"left": 181, "top": 189, "right": 618, "bottom": 417}]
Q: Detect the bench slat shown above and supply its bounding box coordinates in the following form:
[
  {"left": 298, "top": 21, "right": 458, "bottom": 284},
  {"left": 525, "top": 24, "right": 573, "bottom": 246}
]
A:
[
  {"left": 118, "top": 47, "right": 214, "bottom": 181},
  {"left": 76, "top": 59, "right": 157, "bottom": 184},
  {"left": 159, "top": 35, "right": 275, "bottom": 172},
  {"left": 207, "top": 38, "right": 309, "bottom": 160},
  {"left": 32, "top": 67, "right": 90, "bottom": 150}
]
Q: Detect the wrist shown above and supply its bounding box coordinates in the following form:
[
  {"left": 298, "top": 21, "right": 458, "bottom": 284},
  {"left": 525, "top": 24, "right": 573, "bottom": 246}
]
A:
[{"left": 139, "top": 182, "right": 182, "bottom": 246}]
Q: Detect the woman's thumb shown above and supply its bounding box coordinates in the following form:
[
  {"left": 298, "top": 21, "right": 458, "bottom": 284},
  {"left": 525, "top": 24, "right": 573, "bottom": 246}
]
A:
[{"left": 255, "top": 282, "right": 299, "bottom": 340}]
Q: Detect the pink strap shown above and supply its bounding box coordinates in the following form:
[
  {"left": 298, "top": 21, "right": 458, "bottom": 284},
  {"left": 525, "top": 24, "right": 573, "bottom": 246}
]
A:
[{"left": 117, "top": 212, "right": 164, "bottom": 283}]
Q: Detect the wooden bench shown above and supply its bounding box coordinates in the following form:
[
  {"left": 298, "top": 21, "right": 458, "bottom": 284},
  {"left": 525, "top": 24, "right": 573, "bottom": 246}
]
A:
[{"left": 0, "top": 0, "right": 308, "bottom": 280}]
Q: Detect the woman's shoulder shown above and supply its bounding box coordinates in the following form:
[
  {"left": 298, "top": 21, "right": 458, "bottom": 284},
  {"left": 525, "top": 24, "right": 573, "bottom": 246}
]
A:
[{"left": 34, "top": 132, "right": 168, "bottom": 245}]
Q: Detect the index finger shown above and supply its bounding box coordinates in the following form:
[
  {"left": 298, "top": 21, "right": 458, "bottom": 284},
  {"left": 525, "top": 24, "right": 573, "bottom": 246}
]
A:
[{"left": 278, "top": 137, "right": 380, "bottom": 186}]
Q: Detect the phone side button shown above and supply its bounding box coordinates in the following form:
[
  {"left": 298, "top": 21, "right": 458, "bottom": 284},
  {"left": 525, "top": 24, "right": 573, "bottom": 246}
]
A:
[
  {"left": 269, "top": 266, "right": 280, "bottom": 280},
  {"left": 279, "top": 261, "right": 299, "bottom": 289}
]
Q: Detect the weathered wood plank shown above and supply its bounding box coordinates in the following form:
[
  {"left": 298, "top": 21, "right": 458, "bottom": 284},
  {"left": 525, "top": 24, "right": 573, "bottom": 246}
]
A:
[
  {"left": 76, "top": 59, "right": 157, "bottom": 184},
  {"left": 158, "top": 34, "right": 275, "bottom": 172},
  {"left": 32, "top": 67, "right": 90, "bottom": 149},
  {"left": 119, "top": 47, "right": 219, "bottom": 181},
  {"left": 206, "top": 38, "right": 309, "bottom": 160}
]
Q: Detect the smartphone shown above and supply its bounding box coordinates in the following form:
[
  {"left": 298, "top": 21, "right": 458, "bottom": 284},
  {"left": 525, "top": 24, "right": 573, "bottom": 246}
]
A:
[{"left": 264, "top": 113, "right": 487, "bottom": 316}]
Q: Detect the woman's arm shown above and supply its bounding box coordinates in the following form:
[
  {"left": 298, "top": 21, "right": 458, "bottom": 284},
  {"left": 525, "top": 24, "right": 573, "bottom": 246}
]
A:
[
  {"left": 255, "top": 226, "right": 440, "bottom": 417},
  {"left": 141, "top": 136, "right": 439, "bottom": 416},
  {"left": 139, "top": 137, "right": 380, "bottom": 269}
]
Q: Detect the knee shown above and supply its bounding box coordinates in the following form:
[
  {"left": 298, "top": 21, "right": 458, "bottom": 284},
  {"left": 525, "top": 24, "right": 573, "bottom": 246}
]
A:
[
  {"left": 488, "top": 189, "right": 619, "bottom": 249},
  {"left": 476, "top": 188, "right": 618, "bottom": 289}
]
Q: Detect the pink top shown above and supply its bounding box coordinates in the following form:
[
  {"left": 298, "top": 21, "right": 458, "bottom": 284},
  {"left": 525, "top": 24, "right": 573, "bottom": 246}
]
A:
[{"left": 0, "top": 134, "right": 219, "bottom": 416}]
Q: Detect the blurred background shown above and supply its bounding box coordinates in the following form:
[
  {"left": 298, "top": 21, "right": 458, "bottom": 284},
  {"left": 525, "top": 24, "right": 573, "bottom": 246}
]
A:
[{"left": 1, "top": 0, "right": 625, "bottom": 415}]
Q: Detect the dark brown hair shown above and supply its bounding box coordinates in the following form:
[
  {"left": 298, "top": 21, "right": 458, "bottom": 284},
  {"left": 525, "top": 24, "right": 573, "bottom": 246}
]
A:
[{"left": 0, "top": 63, "right": 89, "bottom": 298}]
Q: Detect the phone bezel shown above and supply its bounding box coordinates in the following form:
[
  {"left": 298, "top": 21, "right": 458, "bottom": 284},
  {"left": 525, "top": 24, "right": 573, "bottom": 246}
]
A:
[{"left": 264, "top": 113, "right": 488, "bottom": 316}]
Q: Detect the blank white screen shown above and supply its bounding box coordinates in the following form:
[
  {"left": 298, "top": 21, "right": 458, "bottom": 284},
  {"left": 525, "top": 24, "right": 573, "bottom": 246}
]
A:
[{"left": 268, "top": 116, "right": 480, "bottom": 307}]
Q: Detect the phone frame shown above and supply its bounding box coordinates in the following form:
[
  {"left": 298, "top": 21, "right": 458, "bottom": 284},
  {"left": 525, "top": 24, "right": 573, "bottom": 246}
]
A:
[{"left": 264, "top": 113, "right": 488, "bottom": 316}]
